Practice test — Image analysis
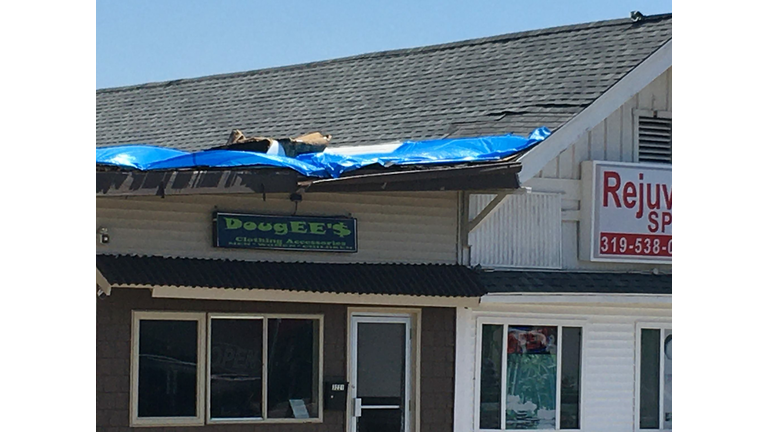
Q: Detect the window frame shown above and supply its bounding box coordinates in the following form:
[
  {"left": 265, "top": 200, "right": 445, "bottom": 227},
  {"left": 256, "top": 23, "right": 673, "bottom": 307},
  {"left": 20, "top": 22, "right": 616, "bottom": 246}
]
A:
[
  {"left": 634, "top": 321, "right": 672, "bottom": 431},
  {"left": 130, "top": 311, "right": 207, "bottom": 427},
  {"left": 130, "top": 311, "right": 324, "bottom": 427},
  {"left": 207, "top": 313, "right": 324, "bottom": 425},
  {"left": 474, "top": 316, "right": 586, "bottom": 431}
]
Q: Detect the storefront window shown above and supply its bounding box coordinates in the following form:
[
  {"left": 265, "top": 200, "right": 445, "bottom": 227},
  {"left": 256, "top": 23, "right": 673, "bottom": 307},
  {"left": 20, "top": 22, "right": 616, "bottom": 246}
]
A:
[
  {"left": 637, "top": 327, "right": 672, "bottom": 430},
  {"left": 267, "top": 318, "right": 320, "bottom": 419},
  {"left": 479, "top": 323, "right": 582, "bottom": 430},
  {"left": 209, "top": 318, "right": 263, "bottom": 420},
  {"left": 138, "top": 319, "right": 199, "bottom": 418},
  {"left": 131, "top": 312, "right": 322, "bottom": 427}
]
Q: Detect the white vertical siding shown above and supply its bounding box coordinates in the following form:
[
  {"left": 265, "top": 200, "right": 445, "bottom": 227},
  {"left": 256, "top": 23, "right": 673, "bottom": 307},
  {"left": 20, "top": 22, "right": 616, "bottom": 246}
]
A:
[
  {"left": 468, "top": 193, "right": 562, "bottom": 268},
  {"left": 96, "top": 191, "right": 459, "bottom": 264},
  {"left": 455, "top": 303, "right": 672, "bottom": 432}
]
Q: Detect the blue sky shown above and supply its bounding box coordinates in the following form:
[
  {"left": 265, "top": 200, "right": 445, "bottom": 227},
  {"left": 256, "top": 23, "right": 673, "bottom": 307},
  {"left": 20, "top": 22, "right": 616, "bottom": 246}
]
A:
[{"left": 97, "top": 0, "right": 672, "bottom": 89}]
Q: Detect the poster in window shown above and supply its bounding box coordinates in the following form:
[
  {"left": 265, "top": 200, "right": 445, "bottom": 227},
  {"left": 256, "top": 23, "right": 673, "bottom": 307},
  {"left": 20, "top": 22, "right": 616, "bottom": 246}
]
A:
[{"left": 506, "top": 326, "right": 557, "bottom": 430}]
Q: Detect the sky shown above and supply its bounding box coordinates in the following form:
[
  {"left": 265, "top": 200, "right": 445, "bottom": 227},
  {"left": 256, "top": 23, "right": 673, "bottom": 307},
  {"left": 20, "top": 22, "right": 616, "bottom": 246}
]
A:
[{"left": 97, "top": 0, "right": 672, "bottom": 89}]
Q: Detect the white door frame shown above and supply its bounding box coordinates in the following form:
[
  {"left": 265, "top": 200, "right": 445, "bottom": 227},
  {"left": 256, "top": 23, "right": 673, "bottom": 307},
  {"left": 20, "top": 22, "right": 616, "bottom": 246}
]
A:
[{"left": 348, "top": 313, "right": 413, "bottom": 432}]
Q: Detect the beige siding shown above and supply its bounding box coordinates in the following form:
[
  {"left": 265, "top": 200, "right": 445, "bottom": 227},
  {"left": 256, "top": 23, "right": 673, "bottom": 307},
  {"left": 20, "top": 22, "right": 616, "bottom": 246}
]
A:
[
  {"left": 96, "top": 192, "right": 459, "bottom": 264},
  {"left": 456, "top": 303, "right": 672, "bottom": 432}
]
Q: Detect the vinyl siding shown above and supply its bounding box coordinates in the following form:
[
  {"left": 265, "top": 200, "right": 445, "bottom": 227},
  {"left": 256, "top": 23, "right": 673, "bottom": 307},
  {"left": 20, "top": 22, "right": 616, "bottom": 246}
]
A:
[
  {"left": 96, "top": 191, "right": 459, "bottom": 264},
  {"left": 468, "top": 193, "right": 562, "bottom": 269}
]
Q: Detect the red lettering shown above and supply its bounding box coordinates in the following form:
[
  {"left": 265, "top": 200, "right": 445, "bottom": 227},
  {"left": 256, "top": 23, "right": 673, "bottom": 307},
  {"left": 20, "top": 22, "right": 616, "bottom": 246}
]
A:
[
  {"left": 662, "top": 185, "right": 672, "bottom": 210},
  {"left": 622, "top": 182, "right": 637, "bottom": 208},
  {"left": 648, "top": 211, "right": 659, "bottom": 233},
  {"left": 661, "top": 212, "right": 672, "bottom": 233},
  {"left": 603, "top": 171, "right": 622, "bottom": 208}
]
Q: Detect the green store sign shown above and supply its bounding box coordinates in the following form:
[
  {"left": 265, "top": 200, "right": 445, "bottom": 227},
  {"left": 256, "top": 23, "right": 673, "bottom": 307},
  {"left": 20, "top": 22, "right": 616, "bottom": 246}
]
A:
[{"left": 213, "top": 212, "right": 357, "bottom": 253}]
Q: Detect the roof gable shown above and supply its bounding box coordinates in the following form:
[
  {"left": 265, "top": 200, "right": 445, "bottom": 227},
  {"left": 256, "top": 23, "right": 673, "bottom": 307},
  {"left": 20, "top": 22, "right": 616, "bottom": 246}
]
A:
[{"left": 97, "top": 14, "right": 672, "bottom": 152}]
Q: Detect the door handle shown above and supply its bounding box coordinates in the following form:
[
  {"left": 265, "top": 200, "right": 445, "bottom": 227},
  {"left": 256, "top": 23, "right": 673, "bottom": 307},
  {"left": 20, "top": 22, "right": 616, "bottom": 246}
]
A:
[{"left": 353, "top": 398, "right": 362, "bottom": 417}]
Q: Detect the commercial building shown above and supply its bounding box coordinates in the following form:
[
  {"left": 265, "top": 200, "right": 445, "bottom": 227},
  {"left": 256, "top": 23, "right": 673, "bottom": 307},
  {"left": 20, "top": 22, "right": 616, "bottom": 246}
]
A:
[{"left": 96, "top": 13, "right": 671, "bottom": 432}]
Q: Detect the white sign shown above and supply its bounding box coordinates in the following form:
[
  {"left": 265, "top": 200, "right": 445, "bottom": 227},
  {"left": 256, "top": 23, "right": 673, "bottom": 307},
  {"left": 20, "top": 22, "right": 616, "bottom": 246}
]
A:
[{"left": 580, "top": 161, "right": 671, "bottom": 264}]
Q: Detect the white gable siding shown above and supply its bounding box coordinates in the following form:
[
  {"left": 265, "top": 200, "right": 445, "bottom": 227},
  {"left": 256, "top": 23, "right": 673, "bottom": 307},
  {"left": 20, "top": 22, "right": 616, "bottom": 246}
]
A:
[
  {"left": 468, "top": 193, "right": 562, "bottom": 269},
  {"left": 96, "top": 192, "right": 459, "bottom": 264},
  {"left": 523, "top": 67, "right": 673, "bottom": 271},
  {"left": 454, "top": 303, "right": 672, "bottom": 432}
]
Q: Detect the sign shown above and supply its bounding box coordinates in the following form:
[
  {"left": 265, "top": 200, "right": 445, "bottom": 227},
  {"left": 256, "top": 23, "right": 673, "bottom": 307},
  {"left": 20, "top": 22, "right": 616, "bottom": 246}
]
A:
[
  {"left": 580, "top": 161, "right": 671, "bottom": 264},
  {"left": 213, "top": 212, "right": 357, "bottom": 252}
]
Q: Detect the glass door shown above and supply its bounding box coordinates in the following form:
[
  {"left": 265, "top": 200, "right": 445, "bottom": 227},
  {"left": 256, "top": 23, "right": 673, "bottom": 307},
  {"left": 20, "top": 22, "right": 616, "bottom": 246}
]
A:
[{"left": 350, "top": 315, "right": 412, "bottom": 432}]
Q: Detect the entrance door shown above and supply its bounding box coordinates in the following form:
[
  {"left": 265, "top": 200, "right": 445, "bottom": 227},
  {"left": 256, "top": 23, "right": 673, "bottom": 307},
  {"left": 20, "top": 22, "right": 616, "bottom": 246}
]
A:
[{"left": 350, "top": 315, "right": 412, "bottom": 432}]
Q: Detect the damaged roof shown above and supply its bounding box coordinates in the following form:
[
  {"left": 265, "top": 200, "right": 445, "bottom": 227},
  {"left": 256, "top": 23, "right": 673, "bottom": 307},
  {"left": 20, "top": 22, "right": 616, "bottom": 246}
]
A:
[{"left": 97, "top": 14, "right": 671, "bottom": 151}]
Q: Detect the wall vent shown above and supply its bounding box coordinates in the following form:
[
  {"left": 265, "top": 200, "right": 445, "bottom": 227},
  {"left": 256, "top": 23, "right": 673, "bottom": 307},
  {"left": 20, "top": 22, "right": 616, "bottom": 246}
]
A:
[{"left": 638, "top": 116, "right": 672, "bottom": 164}]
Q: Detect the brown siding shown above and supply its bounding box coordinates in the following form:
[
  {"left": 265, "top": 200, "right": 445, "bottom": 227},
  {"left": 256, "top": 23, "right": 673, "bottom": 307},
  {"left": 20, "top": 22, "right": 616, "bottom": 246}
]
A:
[{"left": 97, "top": 288, "right": 455, "bottom": 432}]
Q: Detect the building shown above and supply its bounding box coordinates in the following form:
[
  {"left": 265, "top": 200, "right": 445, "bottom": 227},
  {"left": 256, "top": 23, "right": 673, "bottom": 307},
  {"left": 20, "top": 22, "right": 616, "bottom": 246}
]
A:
[{"left": 96, "top": 13, "right": 671, "bottom": 432}]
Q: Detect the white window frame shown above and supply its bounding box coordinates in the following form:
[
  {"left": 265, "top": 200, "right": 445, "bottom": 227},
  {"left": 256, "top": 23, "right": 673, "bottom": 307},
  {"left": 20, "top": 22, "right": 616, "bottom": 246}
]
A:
[
  {"left": 474, "top": 316, "right": 586, "bottom": 431},
  {"left": 130, "top": 311, "right": 324, "bottom": 427},
  {"left": 130, "top": 311, "right": 207, "bottom": 427},
  {"left": 633, "top": 109, "right": 672, "bottom": 164},
  {"left": 634, "top": 321, "right": 672, "bottom": 432}
]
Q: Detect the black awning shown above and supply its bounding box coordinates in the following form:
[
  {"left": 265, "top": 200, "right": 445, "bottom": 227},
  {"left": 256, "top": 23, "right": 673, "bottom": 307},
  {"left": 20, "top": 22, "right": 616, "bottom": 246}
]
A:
[
  {"left": 96, "top": 254, "right": 485, "bottom": 297},
  {"left": 479, "top": 270, "right": 672, "bottom": 295}
]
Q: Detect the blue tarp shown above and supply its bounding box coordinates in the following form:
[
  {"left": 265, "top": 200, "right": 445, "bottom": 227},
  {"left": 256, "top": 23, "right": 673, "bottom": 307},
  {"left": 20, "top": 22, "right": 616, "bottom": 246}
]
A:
[{"left": 96, "top": 127, "right": 550, "bottom": 178}]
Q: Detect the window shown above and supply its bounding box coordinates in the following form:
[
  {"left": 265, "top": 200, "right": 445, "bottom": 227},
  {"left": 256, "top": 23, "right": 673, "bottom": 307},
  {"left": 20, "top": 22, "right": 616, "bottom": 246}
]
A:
[
  {"left": 636, "top": 325, "right": 672, "bottom": 430},
  {"left": 131, "top": 312, "right": 322, "bottom": 427},
  {"left": 131, "top": 312, "right": 206, "bottom": 426},
  {"left": 477, "top": 322, "right": 583, "bottom": 430},
  {"left": 636, "top": 111, "right": 672, "bottom": 164}
]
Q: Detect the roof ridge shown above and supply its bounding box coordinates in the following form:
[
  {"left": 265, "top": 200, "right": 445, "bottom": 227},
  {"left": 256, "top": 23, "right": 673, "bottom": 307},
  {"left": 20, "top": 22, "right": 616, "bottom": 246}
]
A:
[{"left": 97, "top": 13, "right": 671, "bottom": 94}]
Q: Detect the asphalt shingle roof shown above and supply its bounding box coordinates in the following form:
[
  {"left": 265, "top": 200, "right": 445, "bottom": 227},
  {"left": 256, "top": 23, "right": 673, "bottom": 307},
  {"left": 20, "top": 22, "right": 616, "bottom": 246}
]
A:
[
  {"left": 480, "top": 270, "right": 672, "bottom": 294},
  {"left": 96, "top": 14, "right": 671, "bottom": 152},
  {"left": 96, "top": 254, "right": 486, "bottom": 297}
]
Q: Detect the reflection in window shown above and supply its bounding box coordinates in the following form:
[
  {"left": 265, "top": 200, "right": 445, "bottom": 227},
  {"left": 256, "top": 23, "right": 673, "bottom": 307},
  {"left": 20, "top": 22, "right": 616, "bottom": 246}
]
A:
[
  {"left": 478, "top": 323, "right": 582, "bottom": 431},
  {"left": 209, "top": 318, "right": 263, "bottom": 419},
  {"left": 479, "top": 325, "right": 503, "bottom": 429},
  {"left": 638, "top": 327, "right": 672, "bottom": 430},
  {"left": 560, "top": 327, "right": 582, "bottom": 429},
  {"left": 138, "top": 320, "right": 198, "bottom": 418},
  {"left": 640, "top": 329, "right": 661, "bottom": 429},
  {"left": 267, "top": 319, "right": 320, "bottom": 419},
  {"left": 506, "top": 326, "right": 558, "bottom": 430}
]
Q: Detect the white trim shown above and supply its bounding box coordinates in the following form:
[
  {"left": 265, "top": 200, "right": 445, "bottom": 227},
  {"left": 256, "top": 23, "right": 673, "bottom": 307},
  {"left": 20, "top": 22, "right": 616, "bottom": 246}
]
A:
[
  {"left": 454, "top": 307, "right": 475, "bottom": 432},
  {"left": 127, "top": 285, "right": 480, "bottom": 308},
  {"left": 480, "top": 293, "right": 671, "bottom": 305},
  {"left": 130, "top": 311, "right": 207, "bottom": 428},
  {"left": 96, "top": 268, "right": 112, "bottom": 296},
  {"left": 517, "top": 40, "right": 672, "bottom": 183}
]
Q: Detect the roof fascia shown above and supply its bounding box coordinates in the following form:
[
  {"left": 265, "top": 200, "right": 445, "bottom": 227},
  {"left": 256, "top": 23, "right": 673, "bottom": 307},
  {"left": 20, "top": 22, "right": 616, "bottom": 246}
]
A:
[{"left": 516, "top": 39, "right": 672, "bottom": 183}]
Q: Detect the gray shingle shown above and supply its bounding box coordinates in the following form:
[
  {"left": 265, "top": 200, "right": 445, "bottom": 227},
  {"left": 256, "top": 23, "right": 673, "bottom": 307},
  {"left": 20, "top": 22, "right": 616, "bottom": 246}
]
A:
[{"left": 97, "top": 14, "right": 671, "bottom": 152}]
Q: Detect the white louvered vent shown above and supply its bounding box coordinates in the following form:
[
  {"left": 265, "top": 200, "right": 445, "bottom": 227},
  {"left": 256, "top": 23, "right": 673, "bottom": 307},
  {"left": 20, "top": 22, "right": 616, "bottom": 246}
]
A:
[{"left": 638, "top": 116, "right": 672, "bottom": 163}]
